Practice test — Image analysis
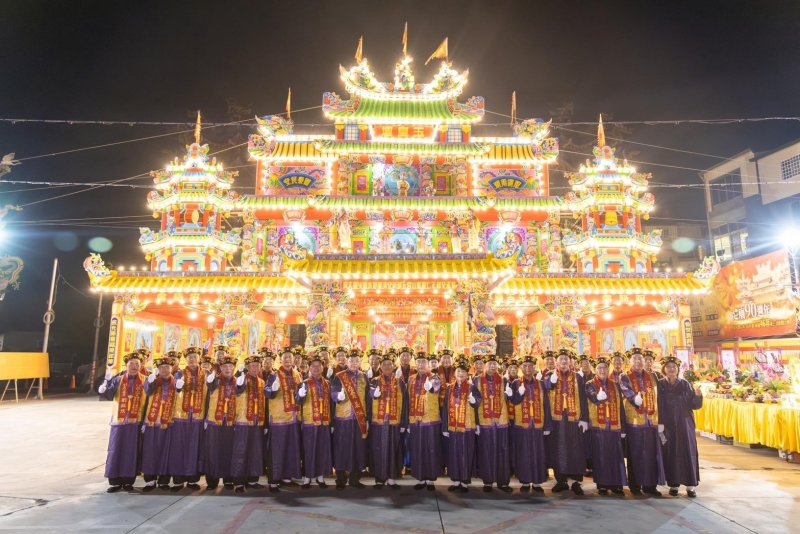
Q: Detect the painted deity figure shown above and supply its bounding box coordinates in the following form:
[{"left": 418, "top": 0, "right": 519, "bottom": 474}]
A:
[
  {"left": 450, "top": 221, "right": 462, "bottom": 253},
  {"left": 516, "top": 327, "right": 532, "bottom": 357},
  {"left": 467, "top": 214, "right": 481, "bottom": 253},
  {"left": 547, "top": 246, "right": 562, "bottom": 273},
  {"left": 337, "top": 209, "right": 352, "bottom": 252},
  {"left": 434, "top": 326, "right": 447, "bottom": 353},
  {"left": 273, "top": 323, "right": 286, "bottom": 354},
  {"left": 397, "top": 172, "right": 410, "bottom": 196},
  {"left": 416, "top": 221, "right": 428, "bottom": 254},
  {"left": 373, "top": 174, "right": 384, "bottom": 196},
  {"left": 379, "top": 219, "right": 393, "bottom": 254}
]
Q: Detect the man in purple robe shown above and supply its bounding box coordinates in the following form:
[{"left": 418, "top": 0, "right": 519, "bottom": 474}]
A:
[
  {"left": 394, "top": 347, "right": 415, "bottom": 470},
  {"left": 658, "top": 355, "right": 703, "bottom": 498},
  {"left": 231, "top": 353, "right": 267, "bottom": 493},
  {"left": 200, "top": 351, "right": 237, "bottom": 490},
  {"left": 141, "top": 353, "right": 179, "bottom": 491},
  {"left": 472, "top": 354, "right": 513, "bottom": 493},
  {"left": 369, "top": 351, "right": 407, "bottom": 489},
  {"left": 168, "top": 347, "right": 206, "bottom": 492},
  {"left": 296, "top": 354, "right": 333, "bottom": 489},
  {"left": 98, "top": 350, "right": 149, "bottom": 493},
  {"left": 331, "top": 348, "right": 370, "bottom": 489},
  {"left": 442, "top": 356, "right": 477, "bottom": 493},
  {"left": 585, "top": 356, "right": 627, "bottom": 495},
  {"left": 619, "top": 347, "right": 666, "bottom": 496},
  {"left": 544, "top": 349, "right": 589, "bottom": 495},
  {"left": 265, "top": 347, "right": 303, "bottom": 492},
  {"left": 258, "top": 348, "right": 275, "bottom": 481},
  {"left": 508, "top": 355, "right": 550, "bottom": 493},
  {"left": 407, "top": 352, "right": 442, "bottom": 490}
]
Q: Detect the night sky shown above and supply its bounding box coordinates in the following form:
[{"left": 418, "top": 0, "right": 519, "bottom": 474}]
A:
[{"left": 2, "top": 1, "right": 800, "bottom": 363}]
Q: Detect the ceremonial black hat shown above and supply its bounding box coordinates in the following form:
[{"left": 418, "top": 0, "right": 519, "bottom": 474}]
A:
[
  {"left": 440, "top": 349, "right": 454, "bottom": 358},
  {"left": 472, "top": 354, "right": 485, "bottom": 364},
  {"left": 218, "top": 355, "right": 237, "bottom": 366},
  {"left": 279, "top": 346, "right": 294, "bottom": 356},
  {"left": 543, "top": 350, "right": 557, "bottom": 359},
  {"left": 643, "top": 349, "right": 657, "bottom": 360},
  {"left": 578, "top": 353, "right": 592, "bottom": 363},
  {"left": 213, "top": 345, "right": 228, "bottom": 354},
  {"left": 505, "top": 356, "right": 519, "bottom": 367},
  {"left": 428, "top": 352, "right": 440, "bottom": 362},
  {"left": 594, "top": 355, "right": 612, "bottom": 367},
  {"left": 521, "top": 355, "right": 538, "bottom": 365},
  {"left": 200, "top": 354, "right": 214, "bottom": 365},
  {"left": 184, "top": 347, "right": 201, "bottom": 357},
  {"left": 368, "top": 348, "right": 382, "bottom": 357},
  {"left": 400, "top": 346, "right": 412, "bottom": 355},
  {"left": 348, "top": 348, "right": 362, "bottom": 359},
  {"left": 258, "top": 347, "right": 275, "bottom": 359},
  {"left": 292, "top": 345, "right": 305, "bottom": 356},
  {"left": 136, "top": 348, "right": 152, "bottom": 359},
  {"left": 153, "top": 355, "right": 176, "bottom": 367},
  {"left": 661, "top": 354, "right": 681, "bottom": 370},
  {"left": 334, "top": 346, "right": 347, "bottom": 356},
  {"left": 123, "top": 351, "right": 143, "bottom": 363},
  {"left": 557, "top": 348, "right": 577, "bottom": 360},
  {"left": 485, "top": 354, "right": 500, "bottom": 363},
  {"left": 611, "top": 350, "right": 626, "bottom": 360},
  {"left": 310, "top": 353, "right": 326, "bottom": 366},
  {"left": 316, "top": 346, "right": 329, "bottom": 355},
  {"left": 380, "top": 352, "right": 395, "bottom": 363},
  {"left": 455, "top": 357, "right": 471, "bottom": 371},
  {"left": 626, "top": 347, "right": 644, "bottom": 358},
  {"left": 415, "top": 351, "right": 428, "bottom": 360},
  {"left": 244, "top": 354, "right": 262, "bottom": 365}
]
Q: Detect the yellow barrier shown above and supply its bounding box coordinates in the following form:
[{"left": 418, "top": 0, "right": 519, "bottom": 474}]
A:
[
  {"left": 0, "top": 352, "right": 50, "bottom": 402},
  {"left": 696, "top": 396, "right": 800, "bottom": 453}
]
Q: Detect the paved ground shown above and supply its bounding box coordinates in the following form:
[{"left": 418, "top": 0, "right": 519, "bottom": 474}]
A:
[{"left": 0, "top": 395, "right": 798, "bottom": 533}]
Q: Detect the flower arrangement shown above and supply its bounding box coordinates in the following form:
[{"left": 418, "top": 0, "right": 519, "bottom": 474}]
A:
[{"left": 683, "top": 366, "right": 699, "bottom": 384}]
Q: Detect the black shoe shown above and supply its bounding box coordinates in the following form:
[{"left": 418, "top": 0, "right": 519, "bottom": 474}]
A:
[
  {"left": 123, "top": 484, "right": 135, "bottom": 492},
  {"left": 206, "top": 483, "right": 219, "bottom": 490},
  {"left": 280, "top": 480, "right": 299, "bottom": 487},
  {"left": 248, "top": 482, "right": 265, "bottom": 489},
  {"left": 170, "top": 484, "right": 184, "bottom": 492},
  {"left": 301, "top": 483, "right": 311, "bottom": 489},
  {"left": 643, "top": 487, "right": 662, "bottom": 497},
  {"left": 482, "top": 485, "right": 492, "bottom": 493},
  {"left": 499, "top": 485, "right": 512, "bottom": 493},
  {"left": 235, "top": 486, "right": 245, "bottom": 494},
  {"left": 458, "top": 485, "right": 469, "bottom": 493},
  {"left": 158, "top": 484, "right": 170, "bottom": 491},
  {"left": 669, "top": 488, "right": 679, "bottom": 497},
  {"left": 187, "top": 483, "right": 201, "bottom": 491},
  {"left": 448, "top": 484, "right": 461, "bottom": 492},
  {"left": 374, "top": 481, "right": 385, "bottom": 489},
  {"left": 224, "top": 483, "right": 234, "bottom": 490},
  {"left": 687, "top": 489, "right": 697, "bottom": 498},
  {"left": 388, "top": 482, "right": 401, "bottom": 490},
  {"left": 520, "top": 484, "right": 530, "bottom": 492},
  {"left": 531, "top": 486, "right": 544, "bottom": 494},
  {"left": 630, "top": 487, "right": 642, "bottom": 495},
  {"left": 611, "top": 487, "right": 625, "bottom": 496},
  {"left": 571, "top": 482, "right": 584, "bottom": 495},
  {"left": 107, "top": 486, "right": 122, "bottom": 493},
  {"left": 142, "top": 484, "right": 156, "bottom": 493},
  {"left": 336, "top": 482, "right": 346, "bottom": 490},
  {"left": 317, "top": 481, "right": 328, "bottom": 489},
  {"left": 351, "top": 481, "right": 366, "bottom": 489},
  {"left": 551, "top": 482, "right": 569, "bottom": 493},
  {"left": 598, "top": 488, "right": 608, "bottom": 495},
  {"left": 585, "top": 469, "right": 593, "bottom": 478},
  {"left": 269, "top": 485, "right": 281, "bottom": 493},
  {"left": 426, "top": 484, "right": 435, "bottom": 491}
]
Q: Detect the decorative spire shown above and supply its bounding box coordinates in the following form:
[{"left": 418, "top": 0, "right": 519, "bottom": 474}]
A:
[
  {"left": 194, "top": 110, "right": 201, "bottom": 144},
  {"left": 597, "top": 114, "right": 606, "bottom": 148},
  {"left": 286, "top": 88, "right": 292, "bottom": 119},
  {"left": 511, "top": 91, "right": 516, "bottom": 125},
  {"left": 425, "top": 38, "right": 448, "bottom": 65},
  {"left": 402, "top": 22, "right": 408, "bottom": 56},
  {"left": 355, "top": 36, "right": 363, "bottom": 63}
]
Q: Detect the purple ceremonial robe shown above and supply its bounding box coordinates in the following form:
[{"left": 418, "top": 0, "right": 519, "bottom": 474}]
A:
[
  {"left": 168, "top": 369, "right": 203, "bottom": 477},
  {"left": 470, "top": 377, "right": 512, "bottom": 486},
  {"left": 585, "top": 378, "right": 628, "bottom": 487},
  {"left": 369, "top": 377, "right": 407, "bottom": 482},
  {"left": 265, "top": 374, "right": 303, "bottom": 481},
  {"left": 296, "top": 378, "right": 333, "bottom": 479},
  {"left": 230, "top": 380, "right": 266, "bottom": 480},
  {"left": 544, "top": 372, "right": 589, "bottom": 477},
  {"left": 441, "top": 383, "right": 476, "bottom": 484},
  {"left": 509, "top": 378, "right": 551, "bottom": 485},
  {"left": 330, "top": 371, "right": 369, "bottom": 473},
  {"left": 658, "top": 378, "right": 702, "bottom": 487},
  {"left": 100, "top": 375, "right": 142, "bottom": 480},
  {"left": 199, "top": 380, "right": 235, "bottom": 480},
  {"left": 620, "top": 371, "right": 666, "bottom": 487},
  {"left": 140, "top": 379, "right": 173, "bottom": 476},
  {"left": 409, "top": 422, "right": 442, "bottom": 481}
]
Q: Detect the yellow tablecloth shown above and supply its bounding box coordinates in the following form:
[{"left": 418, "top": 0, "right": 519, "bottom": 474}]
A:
[{"left": 695, "top": 397, "right": 800, "bottom": 452}]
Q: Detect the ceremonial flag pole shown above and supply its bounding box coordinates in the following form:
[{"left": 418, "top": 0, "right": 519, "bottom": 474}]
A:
[
  {"left": 402, "top": 22, "right": 408, "bottom": 56},
  {"left": 425, "top": 38, "right": 448, "bottom": 65},
  {"left": 355, "top": 36, "right": 363, "bottom": 62},
  {"left": 286, "top": 88, "right": 291, "bottom": 119},
  {"left": 511, "top": 92, "right": 517, "bottom": 124}
]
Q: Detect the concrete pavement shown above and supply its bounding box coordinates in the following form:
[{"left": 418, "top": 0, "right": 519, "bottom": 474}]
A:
[{"left": 0, "top": 395, "right": 798, "bottom": 533}]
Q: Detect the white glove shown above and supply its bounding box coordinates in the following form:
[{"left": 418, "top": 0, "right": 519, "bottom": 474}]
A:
[
  {"left": 400, "top": 427, "right": 406, "bottom": 433},
  {"left": 237, "top": 364, "right": 245, "bottom": 374},
  {"left": 621, "top": 433, "right": 626, "bottom": 439},
  {"left": 141, "top": 425, "right": 146, "bottom": 434},
  {"left": 578, "top": 421, "right": 588, "bottom": 433},
  {"left": 206, "top": 371, "right": 216, "bottom": 383},
  {"left": 98, "top": 383, "right": 107, "bottom": 394},
  {"left": 468, "top": 377, "right": 473, "bottom": 385},
  {"left": 264, "top": 428, "right": 269, "bottom": 435},
  {"left": 406, "top": 427, "right": 410, "bottom": 435},
  {"left": 577, "top": 369, "right": 584, "bottom": 377},
  {"left": 331, "top": 427, "right": 334, "bottom": 434},
  {"left": 518, "top": 382, "right": 526, "bottom": 395},
  {"left": 658, "top": 424, "right": 665, "bottom": 433},
  {"left": 337, "top": 390, "right": 346, "bottom": 402},
  {"left": 443, "top": 431, "right": 450, "bottom": 437},
  {"left": 505, "top": 385, "right": 513, "bottom": 397},
  {"left": 475, "top": 426, "right": 480, "bottom": 436},
  {"left": 374, "top": 385, "right": 382, "bottom": 398},
  {"left": 424, "top": 379, "right": 433, "bottom": 392},
  {"left": 395, "top": 367, "right": 403, "bottom": 378},
  {"left": 634, "top": 392, "right": 643, "bottom": 406},
  {"left": 148, "top": 373, "right": 156, "bottom": 383},
  {"left": 536, "top": 372, "right": 542, "bottom": 380},
  {"left": 271, "top": 378, "right": 280, "bottom": 392},
  {"left": 367, "top": 368, "right": 373, "bottom": 379},
  {"left": 366, "top": 422, "right": 370, "bottom": 431},
  {"left": 550, "top": 372, "right": 558, "bottom": 384},
  {"left": 104, "top": 370, "right": 113, "bottom": 381},
  {"left": 327, "top": 367, "right": 334, "bottom": 379},
  {"left": 597, "top": 389, "right": 608, "bottom": 401},
  {"left": 544, "top": 430, "right": 551, "bottom": 436},
  {"left": 175, "top": 378, "right": 185, "bottom": 389},
  {"left": 236, "top": 374, "right": 245, "bottom": 387},
  {"left": 204, "top": 422, "right": 208, "bottom": 429},
  {"left": 468, "top": 393, "right": 476, "bottom": 405},
  {"left": 298, "top": 384, "right": 307, "bottom": 398}
]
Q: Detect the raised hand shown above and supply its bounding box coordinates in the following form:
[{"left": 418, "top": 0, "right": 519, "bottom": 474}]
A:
[
  {"left": 367, "top": 368, "right": 373, "bottom": 380},
  {"left": 337, "top": 390, "right": 346, "bottom": 402},
  {"left": 175, "top": 377, "right": 185, "bottom": 390},
  {"left": 206, "top": 371, "right": 216, "bottom": 384},
  {"left": 518, "top": 382, "right": 526, "bottom": 396},
  {"left": 236, "top": 374, "right": 245, "bottom": 387},
  {"left": 597, "top": 388, "right": 607, "bottom": 401},
  {"left": 535, "top": 371, "right": 542, "bottom": 381},
  {"left": 373, "top": 385, "right": 382, "bottom": 398},
  {"left": 395, "top": 367, "right": 403, "bottom": 379},
  {"left": 550, "top": 372, "right": 558, "bottom": 384},
  {"left": 148, "top": 373, "right": 156, "bottom": 384},
  {"left": 298, "top": 384, "right": 307, "bottom": 398},
  {"left": 634, "top": 392, "right": 643, "bottom": 406},
  {"left": 504, "top": 384, "right": 513, "bottom": 397},
  {"left": 271, "top": 377, "right": 280, "bottom": 392},
  {"left": 424, "top": 378, "right": 433, "bottom": 392},
  {"left": 468, "top": 392, "right": 476, "bottom": 405}
]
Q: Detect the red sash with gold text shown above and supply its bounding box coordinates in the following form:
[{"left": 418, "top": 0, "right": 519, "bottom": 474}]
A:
[
  {"left": 447, "top": 382, "right": 469, "bottom": 430},
  {"left": 479, "top": 372, "right": 504, "bottom": 420},
  {"left": 338, "top": 370, "right": 368, "bottom": 437},
  {"left": 520, "top": 379, "right": 543, "bottom": 426},
  {"left": 593, "top": 377, "right": 620, "bottom": 427},
  {"left": 627, "top": 370, "right": 655, "bottom": 416},
  {"left": 309, "top": 377, "right": 330, "bottom": 425},
  {"left": 376, "top": 374, "right": 399, "bottom": 423},
  {"left": 551, "top": 371, "right": 580, "bottom": 422},
  {"left": 182, "top": 367, "right": 206, "bottom": 415},
  {"left": 147, "top": 376, "right": 176, "bottom": 428},
  {"left": 278, "top": 367, "right": 298, "bottom": 414},
  {"left": 245, "top": 374, "right": 265, "bottom": 423},
  {"left": 117, "top": 373, "right": 144, "bottom": 423},
  {"left": 214, "top": 377, "right": 236, "bottom": 426}
]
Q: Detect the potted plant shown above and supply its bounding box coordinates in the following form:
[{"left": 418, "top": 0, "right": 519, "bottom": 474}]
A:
[{"left": 762, "top": 379, "right": 788, "bottom": 400}]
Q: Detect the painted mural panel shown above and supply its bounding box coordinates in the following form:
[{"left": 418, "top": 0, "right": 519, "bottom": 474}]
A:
[
  {"left": 263, "top": 165, "right": 329, "bottom": 195},
  {"left": 277, "top": 226, "right": 318, "bottom": 259}
]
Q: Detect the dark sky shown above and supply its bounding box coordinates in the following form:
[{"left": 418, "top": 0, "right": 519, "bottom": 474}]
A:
[{"left": 2, "top": 0, "right": 800, "bottom": 361}]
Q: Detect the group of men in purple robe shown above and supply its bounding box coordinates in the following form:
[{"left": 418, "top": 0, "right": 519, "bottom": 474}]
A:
[{"left": 99, "top": 344, "right": 703, "bottom": 498}]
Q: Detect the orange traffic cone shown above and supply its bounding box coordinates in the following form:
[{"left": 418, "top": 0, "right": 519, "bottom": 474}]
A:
[{"left": 69, "top": 375, "right": 76, "bottom": 389}]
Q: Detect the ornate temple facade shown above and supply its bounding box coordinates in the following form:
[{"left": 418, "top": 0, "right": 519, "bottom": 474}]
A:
[{"left": 85, "top": 52, "right": 717, "bottom": 370}]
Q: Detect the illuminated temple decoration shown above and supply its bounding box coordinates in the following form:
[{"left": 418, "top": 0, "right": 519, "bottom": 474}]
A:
[{"left": 87, "top": 49, "right": 718, "bottom": 372}]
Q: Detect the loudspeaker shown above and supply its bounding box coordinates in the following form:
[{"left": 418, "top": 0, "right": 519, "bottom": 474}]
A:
[
  {"left": 289, "top": 324, "right": 306, "bottom": 348},
  {"left": 495, "top": 324, "right": 514, "bottom": 357}
]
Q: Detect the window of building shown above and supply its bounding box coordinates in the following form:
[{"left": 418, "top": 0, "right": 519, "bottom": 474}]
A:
[
  {"left": 710, "top": 169, "right": 743, "bottom": 207},
  {"left": 447, "top": 127, "right": 463, "bottom": 143},
  {"left": 781, "top": 154, "right": 800, "bottom": 181},
  {"left": 343, "top": 124, "right": 360, "bottom": 141},
  {"left": 713, "top": 220, "right": 748, "bottom": 261}
]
